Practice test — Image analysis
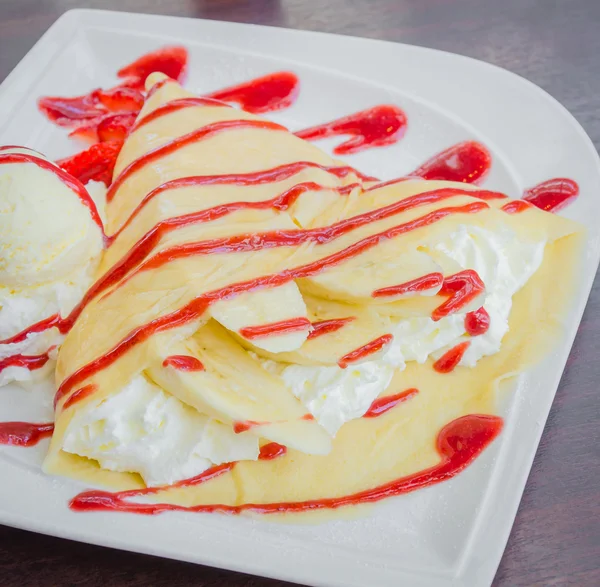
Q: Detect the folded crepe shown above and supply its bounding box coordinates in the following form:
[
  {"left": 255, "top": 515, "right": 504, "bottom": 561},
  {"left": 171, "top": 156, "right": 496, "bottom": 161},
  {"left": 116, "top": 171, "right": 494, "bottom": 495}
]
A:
[{"left": 44, "top": 73, "right": 582, "bottom": 495}]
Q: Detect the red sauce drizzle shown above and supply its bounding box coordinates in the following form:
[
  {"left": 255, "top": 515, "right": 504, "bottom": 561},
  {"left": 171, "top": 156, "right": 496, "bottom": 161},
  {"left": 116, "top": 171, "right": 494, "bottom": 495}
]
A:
[
  {"left": 62, "top": 384, "right": 97, "bottom": 410},
  {"left": 207, "top": 72, "right": 299, "bottom": 114},
  {"left": 502, "top": 200, "right": 532, "bottom": 214},
  {"left": 0, "top": 151, "right": 105, "bottom": 237},
  {"left": 162, "top": 355, "right": 205, "bottom": 372},
  {"left": 106, "top": 119, "right": 287, "bottom": 202},
  {"left": 258, "top": 442, "right": 287, "bottom": 461},
  {"left": 117, "top": 46, "right": 188, "bottom": 89},
  {"left": 239, "top": 317, "right": 311, "bottom": 340},
  {"left": 364, "top": 388, "right": 419, "bottom": 418},
  {"left": 307, "top": 317, "right": 355, "bottom": 340},
  {"left": 464, "top": 307, "right": 490, "bottom": 336},
  {"left": 412, "top": 141, "right": 491, "bottom": 184},
  {"left": 233, "top": 420, "right": 262, "bottom": 434},
  {"left": 55, "top": 200, "right": 488, "bottom": 409},
  {"left": 432, "top": 270, "right": 485, "bottom": 321},
  {"left": 69, "top": 414, "right": 503, "bottom": 515},
  {"left": 0, "top": 314, "right": 61, "bottom": 345},
  {"left": 131, "top": 97, "right": 231, "bottom": 134},
  {"left": 0, "top": 422, "right": 54, "bottom": 447},
  {"left": 0, "top": 353, "right": 50, "bottom": 374},
  {"left": 338, "top": 334, "right": 393, "bottom": 369},
  {"left": 372, "top": 272, "right": 443, "bottom": 298},
  {"left": 296, "top": 105, "right": 407, "bottom": 155},
  {"left": 433, "top": 341, "right": 471, "bottom": 373},
  {"left": 522, "top": 178, "right": 579, "bottom": 213}
]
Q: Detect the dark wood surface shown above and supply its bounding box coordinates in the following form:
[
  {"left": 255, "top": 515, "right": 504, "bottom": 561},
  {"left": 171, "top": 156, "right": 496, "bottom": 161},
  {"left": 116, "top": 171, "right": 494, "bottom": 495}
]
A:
[{"left": 1, "top": 0, "right": 599, "bottom": 585}]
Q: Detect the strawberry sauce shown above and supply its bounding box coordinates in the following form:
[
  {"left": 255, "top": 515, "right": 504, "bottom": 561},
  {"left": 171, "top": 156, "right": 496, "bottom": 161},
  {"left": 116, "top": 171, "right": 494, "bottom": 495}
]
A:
[
  {"left": 432, "top": 270, "right": 485, "bottom": 321},
  {"left": 69, "top": 414, "right": 503, "bottom": 515},
  {"left": 307, "top": 318, "right": 356, "bottom": 340},
  {"left": 162, "top": 355, "right": 205, "bottom": 371},
  {"left": 0, "top": 422, "right": 54, "bottom": 447},
  {"left": 372, "top": 272, "right": 444, "bottom": 298},
  {"left": 338, "top": 334, "right": 393, "bottom": 369},
  {"left": 258, "top": 442, "right": 287, "bottom": 461},
  {"left": 433, "top": 341, "right": 471, "bottom": 373},
  {"left": 0, "top": 353, "right": 50, "bottom": 374},
  {"left": 207, "top": 72, "right": 300, "bottom": 114},
  {"left": 239, "top": 318, "right": 311, "bottom": 340},
  {"left": 464, "top": 307, "right": 490, "bottom": 336},
  {"left": 523, "top": 178, "right": 579, "bottom": 213},
  {"left": 412, "top": 141, "right": 491, "bottom": 184},
  {"left": 364, "top": 388, "right": 419, "bottom": 418},
  {"left": 296, "top": 105, "right": 407, "bottom": 155}
]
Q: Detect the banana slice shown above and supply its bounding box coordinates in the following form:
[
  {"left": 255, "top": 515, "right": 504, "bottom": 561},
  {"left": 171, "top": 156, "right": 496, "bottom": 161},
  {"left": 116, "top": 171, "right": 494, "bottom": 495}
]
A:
[
  {"left": 301, "top": 246, "right": 444, "bottom": 303},
  {"left": 146, "top": 320, "right": 331, "bottom": 455},
  {"left": 209, "top": 281, "right": 310, "bottom": 352}
]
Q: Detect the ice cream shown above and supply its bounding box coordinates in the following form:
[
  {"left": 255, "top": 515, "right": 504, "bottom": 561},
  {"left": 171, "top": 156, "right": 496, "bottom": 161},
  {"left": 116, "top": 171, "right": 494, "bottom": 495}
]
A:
[{"left": 0, "top": 146, "right": 105, "bottom": 386}]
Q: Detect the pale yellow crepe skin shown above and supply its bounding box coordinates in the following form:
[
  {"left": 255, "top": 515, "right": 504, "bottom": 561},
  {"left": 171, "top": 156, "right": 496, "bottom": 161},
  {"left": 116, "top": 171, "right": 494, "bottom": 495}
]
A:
[{"left": 44, "top": 73, "right": 583, "bottom": 516}]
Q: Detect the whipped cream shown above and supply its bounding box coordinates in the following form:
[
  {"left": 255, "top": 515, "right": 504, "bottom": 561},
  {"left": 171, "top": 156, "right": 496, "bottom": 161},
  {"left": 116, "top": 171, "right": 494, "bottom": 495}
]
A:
[
  {"left": 62, "top": 374, "right": 259, "bottom": 486},
  {"left": 263, "top": 222, "right": 545, "bottom": 435}
]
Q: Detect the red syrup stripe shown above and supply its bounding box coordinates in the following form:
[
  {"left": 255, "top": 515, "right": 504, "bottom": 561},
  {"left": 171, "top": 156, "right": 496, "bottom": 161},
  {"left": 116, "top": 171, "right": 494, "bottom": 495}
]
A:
[
  {"left": 364, "top": 388, "right": 419, "bottom": 418},
  {"left": 0, "top": 353, "right": 50, "bottom": 374},
  {"left": 372, "top": 272, "right": 443, "bottom": 298},
  {"left": 162, "top": 355, "right": 205, "bottom": 371},
  {"left": 307, "top": 317, "right": 355, "bottom": 340},
  {"left": 338, "top": 335, "right": 393, "bottom": 369},
  {"left": 239, "top": 317, "right": 311, "bottom": 340},
  {"left": 130, "top": 97, "right": 232, "bottom": 133},
  {"left": 433, "top": 341, "right": 471, "bottom": 373},
  {"left": 55, "top": 200, "right": 488, "bottom": 409},
  {"left": 0, "top": 152, "right": 105, "bottom": 238},
  {"left": 258, "top": 442, "right": 287, "bottom": 461},
  {"left": 106, "top": 119, "right": 288, "bottom": 202},
  {"left": 0, "top": 314, "right": 61, "bottom": 345},
  {"left": 0, "top": 422, "right": 54, "bottom": 447},
  {"left": 432, "top": 270, "right": 485, "bottom": 321},
  {"left": 502, "top": 200, "right": 532, "bottom": 214},
  {"left": 69, "top": 414, "right": 503, "bottom": 515}
]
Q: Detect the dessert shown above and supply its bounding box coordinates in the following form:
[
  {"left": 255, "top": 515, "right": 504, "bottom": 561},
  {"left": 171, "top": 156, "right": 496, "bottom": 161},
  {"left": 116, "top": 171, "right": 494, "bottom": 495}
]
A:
[{"left": 0, "top": 48, "right": 584, "bottom": 518}]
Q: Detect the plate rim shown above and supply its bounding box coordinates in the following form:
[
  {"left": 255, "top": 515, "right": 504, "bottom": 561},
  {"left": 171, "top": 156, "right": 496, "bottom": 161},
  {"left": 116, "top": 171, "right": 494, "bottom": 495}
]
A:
[{"left": 0, "top": 8, "right": 599, "bottom": 587}]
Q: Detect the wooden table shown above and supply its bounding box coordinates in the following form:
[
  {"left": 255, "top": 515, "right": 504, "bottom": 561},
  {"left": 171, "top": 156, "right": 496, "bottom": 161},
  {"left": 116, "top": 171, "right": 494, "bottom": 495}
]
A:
[{"left": 1, "top": 1, "right": 598, "bottom": 585}]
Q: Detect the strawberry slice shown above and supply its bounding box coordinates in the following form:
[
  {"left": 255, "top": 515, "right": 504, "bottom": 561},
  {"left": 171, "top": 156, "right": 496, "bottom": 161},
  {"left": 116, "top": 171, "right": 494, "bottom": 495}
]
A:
[
  {"left": 69, "top": 112, "right": 137, "bottom": 143},
  {"left": 97, "top": 113, "right": 137, "bottom": 142},
  {"left": 38, "top": 94, "right": 105, "bottom": 127},
  {"left": 117, "top": 46, "right": 188, "bottom": 88},
  {"left": 95, "top": 86, "right": 144, "bottom": 112},
  {"left": 57, "top": 140, "right": 124, "bottom": 186}
]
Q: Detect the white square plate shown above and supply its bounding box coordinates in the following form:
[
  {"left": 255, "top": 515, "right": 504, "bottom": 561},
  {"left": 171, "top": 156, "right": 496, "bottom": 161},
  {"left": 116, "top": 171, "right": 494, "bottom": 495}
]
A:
[{"left": 0, "top": 9, "right": 599, "bottom": 587}]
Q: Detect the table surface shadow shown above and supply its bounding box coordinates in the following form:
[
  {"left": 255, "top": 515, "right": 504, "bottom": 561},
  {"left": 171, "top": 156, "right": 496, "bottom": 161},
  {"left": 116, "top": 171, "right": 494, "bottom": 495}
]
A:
[{"left": 0, "top": 0, "right": 598, "bottom": 586}]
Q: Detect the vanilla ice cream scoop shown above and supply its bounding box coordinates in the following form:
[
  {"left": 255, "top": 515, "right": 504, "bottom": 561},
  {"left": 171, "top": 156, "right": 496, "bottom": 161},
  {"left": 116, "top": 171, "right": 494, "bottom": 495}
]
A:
[
  {"left": 0, "top": 146, "right": 106, "bottom": 387},
  {"left": 0, "top": 146, "right": 104, "bottom": 288}
]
